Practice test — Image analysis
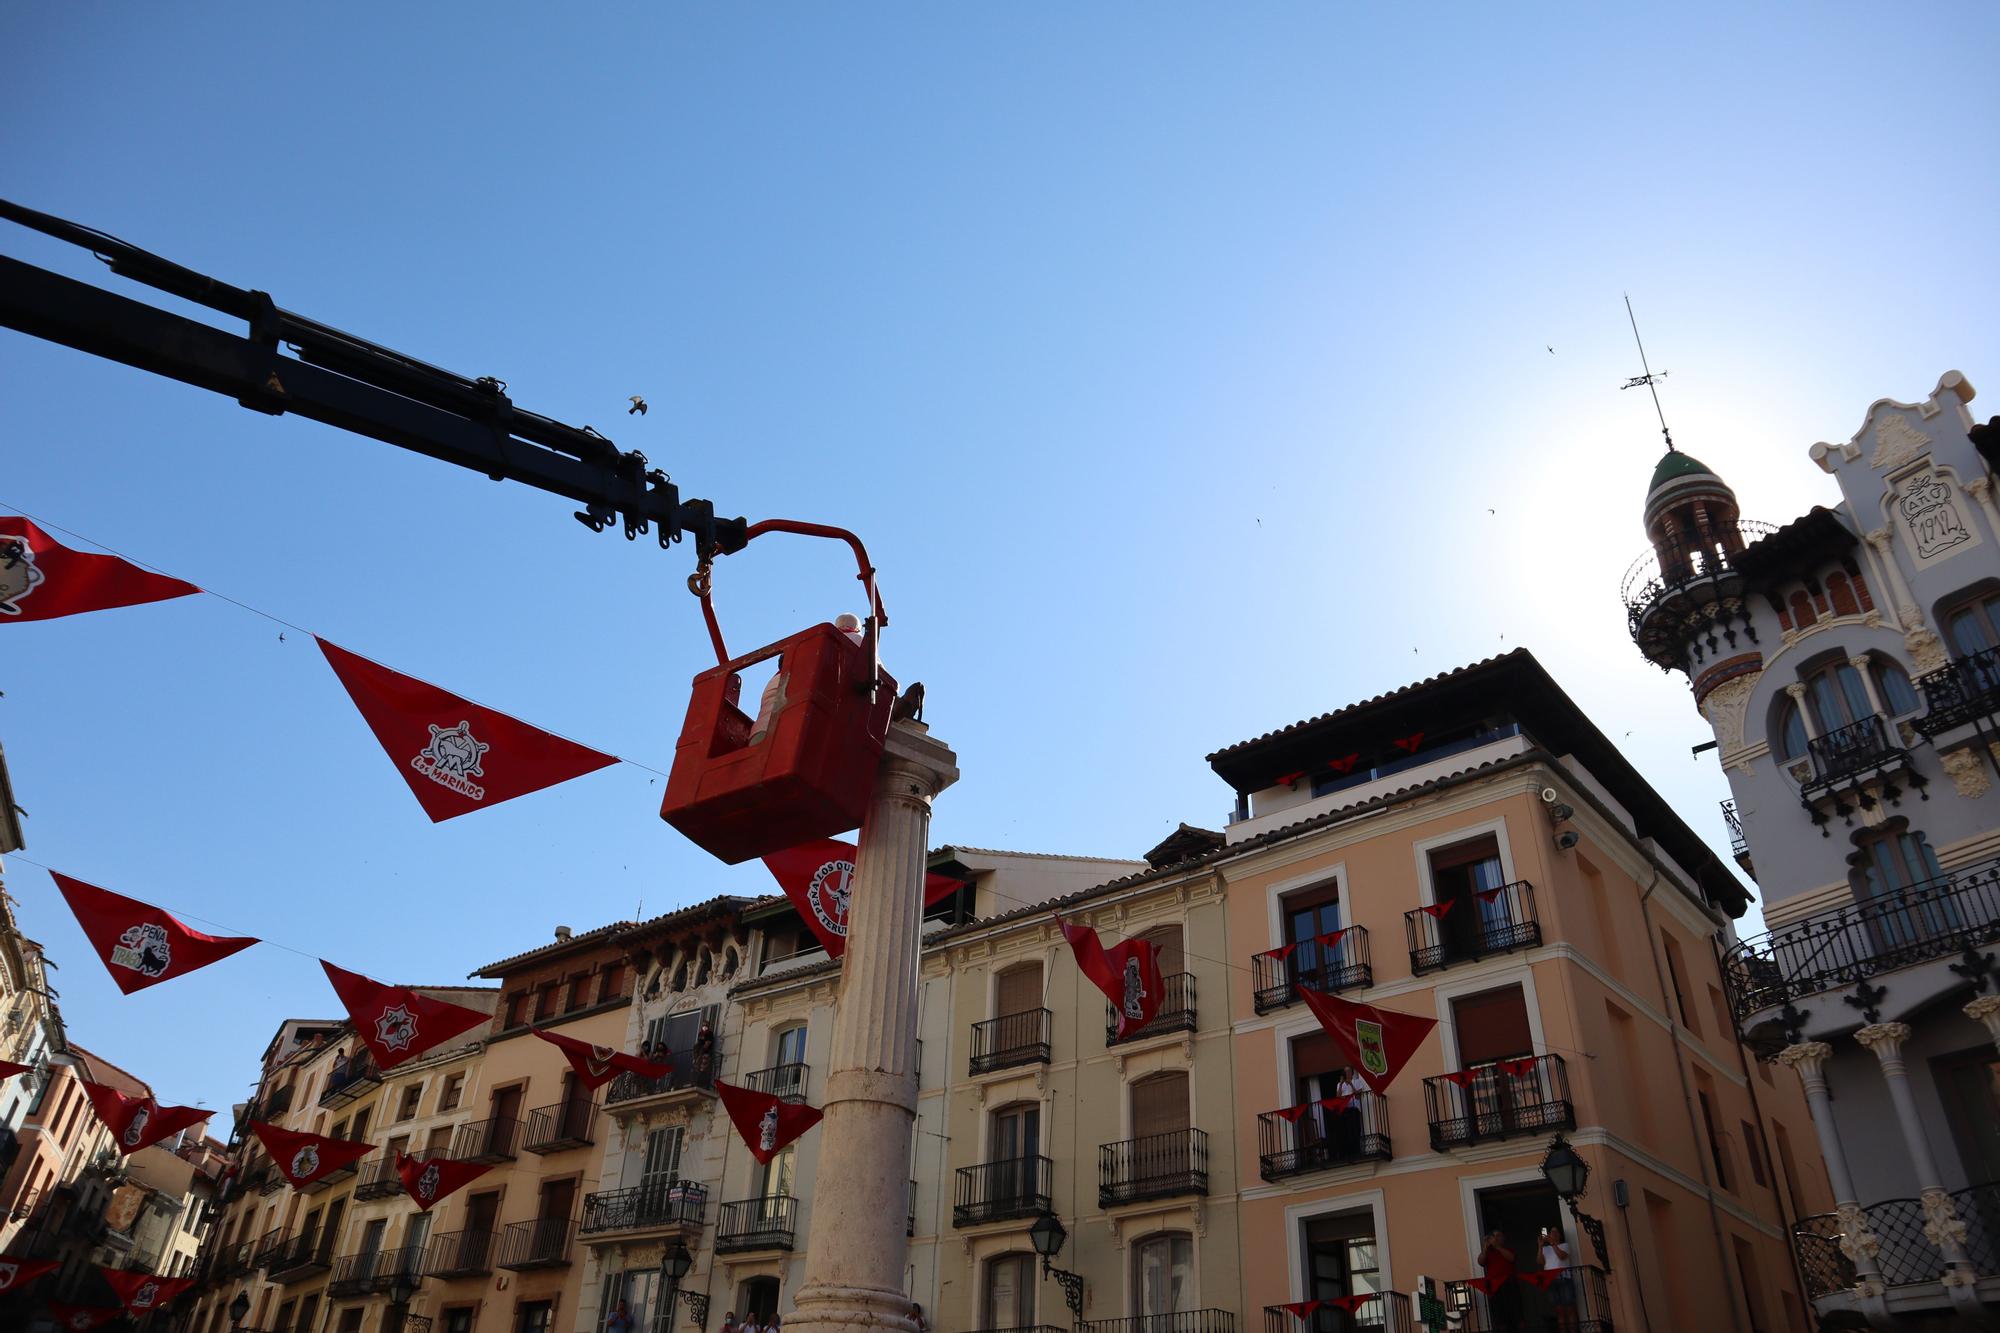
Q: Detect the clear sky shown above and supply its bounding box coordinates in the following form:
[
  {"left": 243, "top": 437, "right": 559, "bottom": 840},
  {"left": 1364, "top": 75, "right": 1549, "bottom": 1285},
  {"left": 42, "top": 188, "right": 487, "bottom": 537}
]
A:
[{"left": 2, "top": 4, "right": 1996, "bottom": 1120}]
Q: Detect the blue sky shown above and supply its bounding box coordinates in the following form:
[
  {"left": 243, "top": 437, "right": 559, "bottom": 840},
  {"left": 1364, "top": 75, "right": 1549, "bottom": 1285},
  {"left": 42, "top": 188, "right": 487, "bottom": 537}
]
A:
[{"left": 2, "top": 4, "right": 1996, "bottom": 1118}]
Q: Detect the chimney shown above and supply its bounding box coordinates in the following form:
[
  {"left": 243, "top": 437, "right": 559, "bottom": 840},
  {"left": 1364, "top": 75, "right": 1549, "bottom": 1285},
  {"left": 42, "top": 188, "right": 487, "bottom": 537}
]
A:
[{"left": 554, "top": 926, "right": 573, "bottom": 943}]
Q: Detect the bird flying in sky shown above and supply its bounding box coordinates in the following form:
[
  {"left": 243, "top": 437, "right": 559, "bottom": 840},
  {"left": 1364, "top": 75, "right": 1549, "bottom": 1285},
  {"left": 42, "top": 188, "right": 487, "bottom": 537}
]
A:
[{"left": 628, "top": 395, "right": 648, "bottom": 416}]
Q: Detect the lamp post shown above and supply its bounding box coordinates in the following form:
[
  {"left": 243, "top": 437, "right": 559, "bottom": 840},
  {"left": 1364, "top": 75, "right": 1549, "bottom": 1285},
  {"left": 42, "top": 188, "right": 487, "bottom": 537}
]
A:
[
  {"left": 658, "top": 1239, "right": 708, "bottom": 1329},
  {"left": 1539, "top": 1132, "right": 1610, "bottom": 1271},
  {"left": 386, "top": 1267, "right": 418, "bottom": 1333},
  {"left": 1027, "top": 1213, "right": 1085, "bottom": 1324}
]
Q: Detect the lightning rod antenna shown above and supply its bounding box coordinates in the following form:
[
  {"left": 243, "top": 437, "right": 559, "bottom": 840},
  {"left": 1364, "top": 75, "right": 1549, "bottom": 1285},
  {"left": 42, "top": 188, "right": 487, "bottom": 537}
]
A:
[{"left": 1622, "top": 293, "right": 1674, "bottom": 451}]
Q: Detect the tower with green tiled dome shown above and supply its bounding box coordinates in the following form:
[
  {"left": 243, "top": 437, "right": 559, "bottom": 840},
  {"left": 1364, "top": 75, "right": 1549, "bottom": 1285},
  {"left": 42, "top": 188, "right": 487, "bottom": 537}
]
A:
[{"left": 1623, "top": 445, "right": 1766, "bottom": 673}]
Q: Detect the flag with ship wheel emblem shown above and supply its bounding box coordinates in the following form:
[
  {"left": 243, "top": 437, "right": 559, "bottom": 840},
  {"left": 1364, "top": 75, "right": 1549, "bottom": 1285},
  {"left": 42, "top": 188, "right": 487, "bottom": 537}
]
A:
[
  {"left": 761, "top": 838, "right": 967, "bottom": 959},
  {"left": 250, "top": 1120, "right": 375, "bottom": 1190},
  {"left": 320, "top": 960, "right": 491, "bottom": 1070},
  {"left": 315, "top": 638, "right": 617, "bottom": 821},
  {"left": 530, "top": 1027, "right": 671, "bottom": 1090}
]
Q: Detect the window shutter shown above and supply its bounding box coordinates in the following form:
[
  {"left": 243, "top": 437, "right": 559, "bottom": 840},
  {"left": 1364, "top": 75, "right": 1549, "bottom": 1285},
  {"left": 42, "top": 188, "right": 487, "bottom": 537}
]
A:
[
  {"left": 996, "top": 963, "right": 1043, "bottom": 1016},
  {"left": 1141, "top": 925, "right": 1185, "bottom": 975},
  {"left": 1449, "top": 985, "right": 1533, "bottom": 1065},
  {"left": 1131, "top": 1073, "right": 1190, "bottom": 1138}
]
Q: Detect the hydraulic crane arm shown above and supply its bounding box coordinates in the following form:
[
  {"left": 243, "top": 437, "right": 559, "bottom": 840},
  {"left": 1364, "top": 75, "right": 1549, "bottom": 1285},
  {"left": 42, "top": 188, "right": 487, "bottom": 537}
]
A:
[{"left": 0, "top": 199, "right": 747, "bottom": 556}]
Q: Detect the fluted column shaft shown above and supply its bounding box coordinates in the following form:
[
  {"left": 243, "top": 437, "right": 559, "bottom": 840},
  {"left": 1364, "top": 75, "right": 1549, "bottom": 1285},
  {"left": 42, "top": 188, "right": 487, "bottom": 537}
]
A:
[{"left": 786, "top": 719, "right": 957, "bottom": 1333}]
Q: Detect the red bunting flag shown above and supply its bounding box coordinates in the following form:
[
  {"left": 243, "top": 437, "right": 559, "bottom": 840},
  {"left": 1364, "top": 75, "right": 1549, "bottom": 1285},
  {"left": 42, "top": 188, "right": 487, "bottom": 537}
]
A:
[
  {"left": 0, "top": 517, "right": 199, "bottom": 622},
  {"left": 47, "top": 1304, "right": 122, "bottom": 1330},
  {"left": 1295, "top": 984, "right": 1438, "bottom": 1096},
  {"left": 0, "top": 1059, "right": 30, "bottom": 1081},
  {"left": 1477, "top": 885, "right": 1507, "bottom": 905},
  {"left": 1499, "top": 1056, "right": 1540, "bottom": 1080},
  {"left": 1258, "top": 942, "right": 1297, "bottom": 962},
  {"left": 1392, "top": 731, "right": 1425, "bottom": 754},
  {"left": 1328, "top": 1293, "right": 1373, "bottom": 1314},
  {"left": 321, "top": 961, "right": 491, "bottom": 1071},
  {"left": 398, "top": 1151, "right": 494, "bottom": 1211},
  {"left": 99, "top": 1269, "right": 195, "bottom": 1317},
  {"left": 715, "top": 1079, "right": 825, "bottom": 1165},
  {"left": 1518, "top": 1268, "right": 1567, "bottom": 1291},
  {"left": 1466, "top": 1274, "right": 1510, "bottom": 1296},
  {"left": 51, "top": 872, "right": 257, "bottom": 994},
  {"left": 1440, "top": 1069, "right": 1482, "bottom": 1088},
  {"left": 80, "top": 1082, "right": 210, "bottom": 1155},
  {"left": 0, "top": 1257, "right": 58, "bottom": 1291},
  {"left": 531, "top": 1028, "right": 670, "bottom": 1091},
  {"left": 249, "top": 1120, "right": 374, "bottom": 1190},
  {"left": 761, "top": 839, "right": 966, "bottom": 960},
  {"left": 1326, "top": 752, "right": 1362, "bottom": 775},
  {"left": 316, "top": 638, "right": 617, "bottom": 821},
  {"left": 1274, "top": 770, "right": 1308, "bottom": 787},
  {"left": 1058, "top": 914, "right": 1165, "bottom": 1041},
  {"left": 1418, "top": 900, "right": 1454, "bottom": 919},
  {"left": 1277, "top": 1301, "right": 1322, "bottom": 1319},
  {"left": 1317, "top": 928, "right": 1350, "bottom": 949}
]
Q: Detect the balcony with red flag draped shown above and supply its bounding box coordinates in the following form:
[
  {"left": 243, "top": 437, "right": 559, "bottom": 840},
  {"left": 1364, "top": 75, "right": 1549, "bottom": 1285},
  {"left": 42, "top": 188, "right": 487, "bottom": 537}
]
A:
[
  {"left": 1403, "top": 881, "right": 1540, "bottom": 974},
  {"left": 1422, "top": 1053, "right": 1573, "bottom": 1151},
  {"left": 1257, "top": 1092, "right": 1392, "bottom": 1181},
  {"left": 1445, "top": 1265, "right": 1612, "bottom": 1332},
  {"left": 1262, "top": 1292, "right": 1414, "bottom": 1332}
]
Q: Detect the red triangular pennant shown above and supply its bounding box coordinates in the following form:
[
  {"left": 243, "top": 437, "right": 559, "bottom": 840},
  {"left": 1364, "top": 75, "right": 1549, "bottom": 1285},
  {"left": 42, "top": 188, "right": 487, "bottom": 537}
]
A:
[
  {"left": 79, "top": 1082, "right": 210, "bottom": 1155},
  {"left": 315, "top": 638, "right": 617, "bottom": 821},
  {"left": 1418, "top": 900, "right": 1454, "bottom": 919},
  {"left": 0, "top": 1059, "right": 30, "bottom": 1081},
  {"left": 398, "top": 1151, "right": 494, "bottom": 1211},
  {"left": 1058, "top": 914, "right": 1165, "bottom": 1040},
  {"left": 47, "top": 1304, "right": 122, "bottom": 1330},
  {"left": 1273, "top": 1103, "right": 1312, "bottom": 1124},
  {"left": 1278, "top": 1301, "right": 1322, "bottom": 1319},
  {"left": 1320, "top": 1094, "right": 1356, "bottom": 1115},
  {"left": 99, "top": 1269, "right": 195, "bottom": 1317},
  {"left": 1518, "top": 1268, "right": 1567, "bottom": 1291},
  {"left": 1295, "top": 985, "right": 1438, "bottom": 1096},
  {"left": 1329, "top": 1293, "right": 1373, "bottom": 1314},
  {"left": 51, "top": 872, "right": 257, "bottom": 994},
  {"left": 761, "top": 839, "right": 964, "bottom": 960},
  {"left": 1466, "top": 1274, "right": 1509, "bottom": 1296},
  {"left": 1440, "top": 1069, "right": 1481, "bottom": 1088},
  {"left": 1499, "top": 1056, "right": 1540, "bottom": 1080},
  {"left": 1392, "top": 731, "right": 1425, "bottom": 754},
  {"left": 1477, "top": 885, "right": 1507, "bottom": 905},
  {"left": 0, "top": 517, "right": 199, "bottom": 622},
  {"left": 321, "top": 961, "right": 491, "bottom": 1070},
  {"left": 716, "top": 1079, "right": 825, "bottom": 1165},
  {"left": 1258, "top": 942, "right": 1298, "bottom": 962},
  {"left": 1326, "top": 752, "right": 1362, "bottom": 775},
  {"left": 532, "top": 1028, "right": 670, "bottom": 1091},
  {"left": 0, "top": 1258, "right": 58, "bottom": 1291},
  {"left": 1316, "top": 928, "right": 1350, "bottom": 950},
  {"left": 1274, "top": 770, "right": 1308, "bottom": 787},
  {"left": 249, "top": 1120, "right": 374, "bottom": 1190}
]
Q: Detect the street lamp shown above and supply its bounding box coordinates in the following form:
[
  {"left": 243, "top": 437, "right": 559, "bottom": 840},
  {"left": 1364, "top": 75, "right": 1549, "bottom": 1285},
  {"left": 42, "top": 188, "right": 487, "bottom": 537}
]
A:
[
  {"left": 1027, "top": 1213, "right": 1085, "bottom": 1323},
  {"left": 658, "top": 1240, "right": 709, "bottom": 1330},
  {"left": 1538, "top": 1132, "right": 1609, "bottom": 1271},
  {"left": 387, "top": 1266, "right": 418, "bottom": 1333},
  {"left": 229, "top": 1292, "right": 251, "bottom": 1331}
]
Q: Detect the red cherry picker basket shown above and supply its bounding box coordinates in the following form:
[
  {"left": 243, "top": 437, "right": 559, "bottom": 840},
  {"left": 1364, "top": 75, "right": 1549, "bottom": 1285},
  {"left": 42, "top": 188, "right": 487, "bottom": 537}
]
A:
[{"left": 660, "top": 520, "right": 896, "bottom": 864}]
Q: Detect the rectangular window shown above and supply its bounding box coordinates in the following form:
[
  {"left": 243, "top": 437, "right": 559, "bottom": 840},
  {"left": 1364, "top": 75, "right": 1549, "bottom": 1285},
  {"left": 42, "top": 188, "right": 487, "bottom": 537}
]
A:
[
  {"left": 566, "top": 974, "right": 590, "bottom": 1010},
  {"left": 515, "top": 1300, "right": 553, "bottom": 1333},
  {"left": 1450, "top": 984, "right": 1533, "bottom": 1066},
  {"left": 1662, "top": 933, "right": 1697, "bottom": 1033},
  {"left": 351, "top": 1106, "right": 371, "bottom": 1140},
  {"left": 1698, "top": 1088, "right": 1732, "bottom": 1190},
  {"left": 1741, "top": 1123, "right": 1768, "bottom": 1187},
  {"left": 399, "top": 1084, "right": 423, "bottom": 1120},
  {"left": 439, "top": 1074, "right": 464, "bottom": 1112},
  {"left": 504, "top": 991, "right": 530, "bottom": 1028},
  {"left": 535, "top": 984, "right": 559, "bottom": 1021},
  {"left": 598, "top": 962, "right": 625, "bottom": 1004},
  {"left": 642, "top": 1127, "right": 684, "bottom": 1185},
  {"left": 995, "top": 963, "right": 1043, "bottom": 1018}
]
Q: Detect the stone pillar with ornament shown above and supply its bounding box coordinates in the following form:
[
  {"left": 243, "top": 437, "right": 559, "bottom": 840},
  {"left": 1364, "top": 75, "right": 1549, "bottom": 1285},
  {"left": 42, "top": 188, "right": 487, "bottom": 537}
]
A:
[
  {"left": 785, "top": 718, "right": 958, "bottom": 1333},
  {"left": 1850, "top": 1022, "right": 1979, "bottom": 1292},
  {"left": 1965, "top": 993, "right": 2000, "bottom": 1048},
  {"left": 1774, "top": 1042, "right": 1887, "bottom": 1293}
]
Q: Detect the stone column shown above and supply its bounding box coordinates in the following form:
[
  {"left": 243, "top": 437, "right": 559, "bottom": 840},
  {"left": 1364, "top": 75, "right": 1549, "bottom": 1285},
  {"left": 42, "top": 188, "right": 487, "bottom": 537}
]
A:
[
  {"left": 1784, "top": 683, "right": 1820, "bottom": 741},
  {"left": 1965, "top": 994, "right": 2000, "bottom": 1047},
  {"left": 1775, "top": 1041, "right": 1886, "bottom": 1291},
  {"left": 1848, "top": 656, "right": 1888, "bottom": 720},
  {"left": 785, "top": 719, "right": 958, "bottom": 1333},
  {"left": 1964, "top": 476, "right": 2000, "bottom": 547},
  {"left": 1863, "top": 529, "right": 1918, "bottom": 631},
  {"left": 1851, "top": 1022, "right": 1977, "bottom": 1287}
]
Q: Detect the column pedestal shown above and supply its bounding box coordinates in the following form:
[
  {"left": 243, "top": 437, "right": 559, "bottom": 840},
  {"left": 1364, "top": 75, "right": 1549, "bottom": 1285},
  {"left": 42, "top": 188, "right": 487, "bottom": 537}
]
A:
[{"left": 785, "top": 719, "right": 957, "bottom": 1333}]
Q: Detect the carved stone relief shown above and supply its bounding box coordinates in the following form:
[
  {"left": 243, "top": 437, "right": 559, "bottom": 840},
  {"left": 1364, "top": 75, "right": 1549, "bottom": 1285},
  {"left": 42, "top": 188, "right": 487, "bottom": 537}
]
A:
[
  {"left": 1940, "top": 747, "right": 1990, "bottom": 800},
  {"left": 1905, "top": 625, "right": 1949, "bottom": 674},
  {"left": 1869, "top": 413, "right": 1932, "bottom": 471},
  {"left": 1698, "top": 670, "right": 1763, "bottom": 753},
  {"left": 1894, "top": 469, "right": 1977, "bottom": 566}
]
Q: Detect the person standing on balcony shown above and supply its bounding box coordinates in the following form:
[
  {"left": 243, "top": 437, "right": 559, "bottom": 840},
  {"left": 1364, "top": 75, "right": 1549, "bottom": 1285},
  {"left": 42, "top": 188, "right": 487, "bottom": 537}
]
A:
[
  {"left": 604, "top": 1299, "right": 634, "bottom": 1333},
  {"left": 1480, "top": 1230, "right": 1522, "bottom": 1333},
  {"left": 1333, "top": 1067, "right": 1364, "bottom": 1157},
  {"left": 694, "top": 1023, "right": 716, "bottom": 1082},
  {"left": 1539, "top": 1227, "right": 1578, "bottom": 1330}
]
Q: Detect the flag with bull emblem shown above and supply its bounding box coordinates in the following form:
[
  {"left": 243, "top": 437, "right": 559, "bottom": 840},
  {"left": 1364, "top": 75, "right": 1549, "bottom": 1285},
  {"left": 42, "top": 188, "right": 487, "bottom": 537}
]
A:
[
  {"left": 1056, "top": 913, "right": 1164, "bottom": 1041},
  {"left": 1295, "top": 983, "right": 1437, "bottom": 1097},
  {"left": 397, "top": 1150, "right": 494, "bottom": 1211},
  {"left": 315, "top": 638, "right": 617, "bottom": 821},
  {"left": 715, "top": 1079, "right": 824, "bottom": 1166},
  {"left": 79, "top": 1082, "right": 211, "bottom": 1155},
  {"left": 530, "top": 1027, "right": 671, "bottom": 1091},
  {"left": 99, "top": 1269, "right": 195, "bottom": 1318},
  {"left": 0, "top": 1257, "right": 57, "bottom": 1292},
  {"left": 52, "top": 871, "right": 258, "bottom": 994},
  {"left": 249, "top": 1119, "right": 374, "bottom": 1190},
  {"left": 47, "top": 1303, "right": 122, "bottom": 1330},
  {"left": 761, "top": 839, "right": 967, "bottom": 959},
  {"left": 321, "top": 960, "right": 492, "bottom": 1071},
  {"left": 0, "top": 517, "right": 199, "bottom": 622}
]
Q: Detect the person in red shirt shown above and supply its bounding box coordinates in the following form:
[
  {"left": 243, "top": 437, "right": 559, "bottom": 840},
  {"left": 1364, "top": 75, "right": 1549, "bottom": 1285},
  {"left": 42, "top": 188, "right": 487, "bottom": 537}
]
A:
[{"left": 1479, "top": 1230, "right": 1522, "bottom": 1333}]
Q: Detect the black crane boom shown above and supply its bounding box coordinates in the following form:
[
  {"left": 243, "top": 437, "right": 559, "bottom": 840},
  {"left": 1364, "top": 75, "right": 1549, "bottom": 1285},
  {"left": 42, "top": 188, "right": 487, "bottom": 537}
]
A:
[{"left": 0, "top": 199, "right": 746, "bottom": 556}]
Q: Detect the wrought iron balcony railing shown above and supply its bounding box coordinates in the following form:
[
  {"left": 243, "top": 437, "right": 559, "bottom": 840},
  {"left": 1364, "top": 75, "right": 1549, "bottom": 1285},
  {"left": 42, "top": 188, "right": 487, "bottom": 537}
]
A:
[
  {"left": 1082, "top": 1312, "right": 1237, "bottom": 1333},
  {"left": 1105, "top": 972, "right": 1197, "bottom": 1045},
  {"left": 1621, "top": 521, "right": 1775, "bottom": 625},
  {"left": 1262, "top": 1292, "right": 1413, "bottom": 1333},
  {"left": 1724, "top": 855, "right": 2000, "bottom": 1022},
  {"left": 969, "top": 1008, "right": 1052, "bottom": 1075},
  {"left": 327, "top": 1245, "right": 425, "bottom": 1298},
  {"left": 1804, "top": 714, "right": 1906, "bottom": 788},
  {"left": 743, "top": 1062, "right": 809, "bottom": 1101},
  {"left": 1256, "top": 1092, "right": 1392, "bottom": 1181},
  {"left": 1422, "top": 1053, "right": 1573, "bottom": 1151},
  {"left": 354, "top": 1153, "right": 418, "bottom": 1201},
  {"left": 318, "top": 1052, "right": 382, "bottom": 1109},
  {"left": 1721, "top": 799, "right": 1747, "bottom": 858},
  {"left": 523, "top": 1100, "right": 597, "bottom": 1154},
  {"left": 716, "top": 1195, "right": 798, "bottom": 1254},
  {"left": 259, "top": 1084, "right": 295, "bottom": 1119},
  {"left": 953, "top": 1155, "right": 1052, "bottom": 1228},
  {"left": 497, "top": 1217, "right": 574, "bottom": 1270},
  {"left": 1445, "top": 1265, "right": 1611, "bottom": 1333},
  {"left": 578, "top": 1181, "right": 708, "bottom": 1236},
  {"left": 264, "top": 1227, "right": 334, "bottom": 1283},
  {"left": 1252, "top": 930, "right": 1372, "bottom": 1014},
  {"left": 1794, "top": 1180, "right": 2000, "bottom": 1297},
  {"left": 1405, "top": 881, "right": 1540, "bottom": 974},
  {"left": 604, "top": 1058, "right": 717, "bottom": 1108},
  {"left": 426, "top": 1229, "right": 496, "bottom": 1279},
  {"left": 450, "top": 1116, "right": 523, "bottom": 1163},
  {"left": 1915, "top": 645, "right": 2000, "bottom": 737},
  {"left": 1099, "top": 1128, "right": 1208, "bottom": 1205}
]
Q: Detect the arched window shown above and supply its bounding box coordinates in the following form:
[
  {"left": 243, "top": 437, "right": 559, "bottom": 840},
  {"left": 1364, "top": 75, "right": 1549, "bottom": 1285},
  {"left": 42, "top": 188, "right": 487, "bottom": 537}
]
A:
[
  {"left": 1775, "top": 698, "right": 1809, "bottom": 761},
  {"left": 1945, "top": 591, "right": 2000, "bottom": 656},
  {"left": 1133, "top": 1232, "right": 1195, "bottom": 1317},
  {"left": 1850, "top": 827, "right": 1957, "bottom": 951},
  {"left": 737, "top": 1275, "right": 780, "bottom": 1323},
  {"left": 1871, "top": 659, "right": 1920, "bottom": 715},
  {"left": 982, "top": 1253, "right": 1037, "bottom": 1327},
  {"left": 1802, "top": 659, "right": 1874, "bottom": 734}
]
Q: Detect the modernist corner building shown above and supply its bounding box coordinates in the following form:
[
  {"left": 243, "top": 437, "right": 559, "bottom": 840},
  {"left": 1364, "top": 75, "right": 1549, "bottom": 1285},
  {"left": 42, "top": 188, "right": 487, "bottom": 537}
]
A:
[{"left": 1626, "top": 370, "right": 2000, "bottom": 1327}]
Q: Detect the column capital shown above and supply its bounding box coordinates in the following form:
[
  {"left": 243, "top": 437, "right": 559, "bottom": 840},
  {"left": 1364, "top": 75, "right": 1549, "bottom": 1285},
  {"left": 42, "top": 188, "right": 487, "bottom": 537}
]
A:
[
  {"left": 1854, "top": 1021, "right": 1913, "bottom": 1061},
  {"left": 1784, "top": 682, "right": 1810, "bottom": 702},
  {"left": 1967, "top": 475, "right": 1992, "bottom": 501},
  {"left": 1865, "top": 527, "right": 1893, "bottom": 551},
  {"left": 878, "top": 719, "right": 959, "bottom": 801},
  {"left": 1776, "top": 1040, "right": 1833, "bottom": 1076},
  {"left": 1964, "top": 993, "right": 2000, "bottom": 1044},
  {"left": 1848, "top": 654, "right": 1873, "bottom": 672}
]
